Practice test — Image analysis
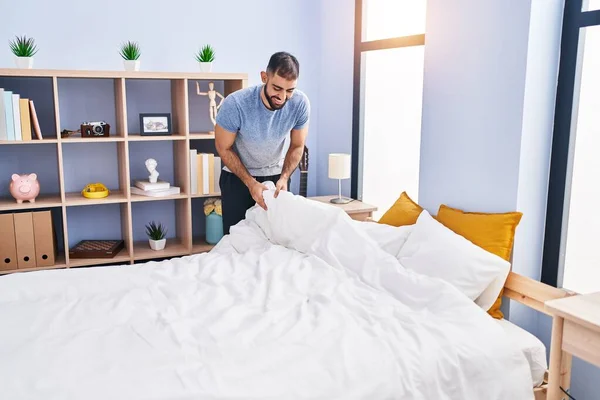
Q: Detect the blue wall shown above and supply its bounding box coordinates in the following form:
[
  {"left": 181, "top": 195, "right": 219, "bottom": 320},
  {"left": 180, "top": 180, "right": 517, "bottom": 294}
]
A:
[{"left": 0, "top": 0, "right": 331, "bottom": 247}]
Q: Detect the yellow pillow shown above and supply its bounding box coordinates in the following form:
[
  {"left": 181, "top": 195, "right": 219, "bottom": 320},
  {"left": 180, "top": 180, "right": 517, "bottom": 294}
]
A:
[
  {"left": 378, "top": 192, "right": 423, "bottom": 227},
  {"left": 436, "top": 204, "right": 523, "bottom": 319}
]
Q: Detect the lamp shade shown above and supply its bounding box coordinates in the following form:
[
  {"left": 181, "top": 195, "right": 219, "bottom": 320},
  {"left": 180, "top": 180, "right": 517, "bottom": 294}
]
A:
[{"left": 328, "top": 153, "right": 351, "bottom": 179}]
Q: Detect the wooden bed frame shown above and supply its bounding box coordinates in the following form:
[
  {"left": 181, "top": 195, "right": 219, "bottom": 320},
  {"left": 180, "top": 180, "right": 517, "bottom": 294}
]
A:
[{"left": 503, "top": 272, "right": 574, "bottom": 400}]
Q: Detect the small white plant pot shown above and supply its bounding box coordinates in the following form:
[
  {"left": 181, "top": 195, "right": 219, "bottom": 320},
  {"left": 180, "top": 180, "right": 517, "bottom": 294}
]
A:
[
  {"left": 198, "top": 61, "right": 213, "bottom": 72},
  {"left": 15, "top": 56, "right": 33, "bottom": 69},
  {"left": 124, "top": 60, "right": 140, "bottom": 71},
  {"left": 149, "top": 238, "right": 166, "bottom": 251}
]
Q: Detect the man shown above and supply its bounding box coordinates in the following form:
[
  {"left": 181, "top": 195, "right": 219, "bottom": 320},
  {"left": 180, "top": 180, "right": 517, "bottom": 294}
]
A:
[{"left": 215, "top": 51, "right": 310, "bottom": 234}]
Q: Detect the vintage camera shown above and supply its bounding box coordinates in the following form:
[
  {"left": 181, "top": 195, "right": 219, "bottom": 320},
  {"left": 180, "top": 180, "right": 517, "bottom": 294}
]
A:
[{"left": 81, "top": 121, "right": 110, "bottom": 137}]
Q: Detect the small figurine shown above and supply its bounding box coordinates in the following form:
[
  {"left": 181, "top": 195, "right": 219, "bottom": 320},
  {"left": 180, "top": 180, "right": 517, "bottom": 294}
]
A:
[
  {"left": 10, "top": 173, "right": 40, "bottom": 204},
  {"left": 145, "top": 158, "right": 159, "bottom": 183},
  {"left": 196, "top": 81, "right": 224, "bottom": 129}
]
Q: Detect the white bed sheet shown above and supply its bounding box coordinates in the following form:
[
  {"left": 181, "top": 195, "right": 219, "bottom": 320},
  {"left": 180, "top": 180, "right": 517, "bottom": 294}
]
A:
[
  {"left": 0, "top": 185, "right": 534, "bottom": 399},
  {"left": 495, "top": 319, "right": 548, "bottom": 387}
]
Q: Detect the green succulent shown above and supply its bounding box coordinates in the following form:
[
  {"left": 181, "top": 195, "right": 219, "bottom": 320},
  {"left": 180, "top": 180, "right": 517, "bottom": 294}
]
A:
[
  {"left": 145, "top": 221, "right": 167, "bottom": 240},
  {"left": 119, "top": 41, "right": 141, "bottom": 60},
  {"left": 195, "top": 44, "right": 215, "bottom": 62},
  {"left": 9, "top": 35, "right": 38, "bottom": 57}
]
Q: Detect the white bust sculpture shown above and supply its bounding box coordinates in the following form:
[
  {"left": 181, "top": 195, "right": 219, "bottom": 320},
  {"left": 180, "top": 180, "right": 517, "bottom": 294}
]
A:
[{"left": 145, "top": 158, "right": 159, "bottom": 183}]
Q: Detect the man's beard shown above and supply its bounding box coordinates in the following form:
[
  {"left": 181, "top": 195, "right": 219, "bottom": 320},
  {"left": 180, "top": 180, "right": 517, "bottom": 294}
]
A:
[{"left": 264, "top": 85, "right": 287, "bottom": 110}]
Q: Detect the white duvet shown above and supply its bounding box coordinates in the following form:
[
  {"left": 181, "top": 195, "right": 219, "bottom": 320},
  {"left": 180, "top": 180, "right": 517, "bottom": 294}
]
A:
[{"left": 0, "top": 185, "right": 534, "bottom": 400}]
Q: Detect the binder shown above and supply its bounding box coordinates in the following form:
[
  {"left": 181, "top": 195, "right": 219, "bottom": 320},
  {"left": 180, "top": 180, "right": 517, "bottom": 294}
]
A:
[
  {"left": 13, "top": 212, "right": 37, "bottom": 269},
  {"left": 32, "top": 210, "right": 56, "bottom": 267},
  {"left": 0, "top": 214, "right": 18, "bottom": 271}
]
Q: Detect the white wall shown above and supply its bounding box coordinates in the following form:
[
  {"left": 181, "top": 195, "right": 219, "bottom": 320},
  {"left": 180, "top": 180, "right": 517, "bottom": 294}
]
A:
[
  {"left": 419, "top": 0, "right": 532, "bottom": 214},
  {"left": 511, "top": 0, "right": 564, "bottom": 332},
  {"left": 421, "top": 1, "right": 600, "bottom": 398}
]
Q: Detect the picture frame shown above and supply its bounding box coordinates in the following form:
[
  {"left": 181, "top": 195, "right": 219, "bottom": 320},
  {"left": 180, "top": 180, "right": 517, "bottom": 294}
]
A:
[{"left": 139, "top": 113, "right": 172, "bottom": 136}]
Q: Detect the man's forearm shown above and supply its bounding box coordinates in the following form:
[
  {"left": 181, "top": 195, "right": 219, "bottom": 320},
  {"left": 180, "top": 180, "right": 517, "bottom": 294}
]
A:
[
  {"left": 219, "top": 148, "right": 255, "bottom": 187},
  {"left": 280, "top": 144, "right": 304, "bottom": 180}
]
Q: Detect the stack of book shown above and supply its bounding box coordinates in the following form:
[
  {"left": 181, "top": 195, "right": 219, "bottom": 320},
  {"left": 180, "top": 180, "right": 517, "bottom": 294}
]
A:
[
  {"left": 130, "top": 180, "right": 181, "bottom": 197},
  {"left": 0, "top": 88, "right": 42, "bottom": 141},
  {"left": 190, "top": 150, "right": 221, "bottom": 195}
]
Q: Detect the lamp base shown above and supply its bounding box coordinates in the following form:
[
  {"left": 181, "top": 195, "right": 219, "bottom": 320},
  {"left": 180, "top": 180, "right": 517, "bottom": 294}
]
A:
[{"left": 330, "top": 196, "right": 352, "bottom": 204}]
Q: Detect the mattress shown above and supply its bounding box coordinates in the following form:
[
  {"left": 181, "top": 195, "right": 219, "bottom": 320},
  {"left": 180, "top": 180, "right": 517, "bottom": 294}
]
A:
[{"left": 496, "top": 318, "right": 548, "bottom": 387}]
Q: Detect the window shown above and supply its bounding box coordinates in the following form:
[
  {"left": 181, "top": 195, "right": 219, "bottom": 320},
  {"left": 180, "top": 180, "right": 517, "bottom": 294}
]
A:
[
  {"left": 542, "top": 1, "right": 600, "bottom": 292},
  {"left": 352, "top": 0, "right": 427, "bottom": 219}
]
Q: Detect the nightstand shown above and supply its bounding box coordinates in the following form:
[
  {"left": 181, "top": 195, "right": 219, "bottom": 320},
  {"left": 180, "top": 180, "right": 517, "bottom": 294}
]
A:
[
  {"left": 545, "top": 292, "right": 600, "bottom": 400},
  {"left": 308, "top": 196, "right": 377, "bottom": 221}
]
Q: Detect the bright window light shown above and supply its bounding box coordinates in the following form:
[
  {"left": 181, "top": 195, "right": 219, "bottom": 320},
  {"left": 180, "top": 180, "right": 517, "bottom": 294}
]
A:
[
  {"left": 361, "top": 46, "right": 425, "bottom": 219},
  {"left": 362, "top": 0, "right": 427, "bottom": 41},
  {"left": 562, "top": 25, "right": 600, "bottom": 294}
]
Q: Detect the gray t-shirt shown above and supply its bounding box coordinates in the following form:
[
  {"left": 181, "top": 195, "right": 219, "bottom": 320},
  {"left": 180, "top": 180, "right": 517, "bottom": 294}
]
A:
[{"left": 215, "top": 84, "right": 310, "bottom": 177}]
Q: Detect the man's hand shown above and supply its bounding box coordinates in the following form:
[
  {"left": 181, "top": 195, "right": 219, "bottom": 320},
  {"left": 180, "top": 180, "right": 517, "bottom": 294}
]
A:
[
  {"left": 274, "top": 177, "right": 288, "bottom": 198},
  {"left": 249, "top": 181, "right": 269, "bottom": 210}
]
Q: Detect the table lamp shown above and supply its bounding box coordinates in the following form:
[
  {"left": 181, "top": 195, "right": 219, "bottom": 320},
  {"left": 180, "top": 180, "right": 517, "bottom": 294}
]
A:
[{"left": 328, "top": 153, "right": 351, "bottom": 204}]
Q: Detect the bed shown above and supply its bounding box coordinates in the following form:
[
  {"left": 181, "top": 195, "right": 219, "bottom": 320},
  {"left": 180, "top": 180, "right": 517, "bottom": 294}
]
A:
[{"left": 0, "top": 184, "right": 571, "bottom": 400}]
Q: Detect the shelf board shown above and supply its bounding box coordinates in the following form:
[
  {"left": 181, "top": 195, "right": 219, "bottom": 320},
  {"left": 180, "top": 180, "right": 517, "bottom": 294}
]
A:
[
  {"left": 192, "top": 238, "right": 215, "bottom": 254},
  {"left": 133, "top": 238, "right": 189, "bottom": 261},
  {"left": 0, "top": 139, "right": 58, "bottom": 145},
  {"left": 60, "top": 136, "right": 125, "bottom": 143},
  {"left": 65, "top": 190, "right": 127, "bottom": 206},
  {"left": 189, "top": 132, "right": 215, "bottom": 140},
  {"left": 130, "top": 193, "right": 188, "bottom": 202},
  {"left": 69, "top": 247, "right": 131, "bottom": 268},
  {"left": 0, "top": 253, "right": 67, "bottom": 275},
  {"left": 190, "top": 192, "right": 221, "bottom": 199},
  {"left": 0, "top": 194, "right": 62, "bottom": 211},
  {"left": 127, "top": 134, "right": 186, "bottom": 141},
  {"left": 0, "top": 68, "right": 248, "bottom": 81}
]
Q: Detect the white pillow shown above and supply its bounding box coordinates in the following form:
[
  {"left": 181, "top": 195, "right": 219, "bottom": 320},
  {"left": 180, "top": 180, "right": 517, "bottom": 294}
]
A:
[
  {"left": 396, "top": 210, "right": 510, "bottom": 309},
  {"left": 353, "top": 219, "right": 413, "bottom": 258}
]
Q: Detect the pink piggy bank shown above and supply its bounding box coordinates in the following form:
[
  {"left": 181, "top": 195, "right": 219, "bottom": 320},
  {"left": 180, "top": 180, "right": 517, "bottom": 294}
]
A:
[{"left": 10, "top": 173, "right": 40, "bottom": 204}]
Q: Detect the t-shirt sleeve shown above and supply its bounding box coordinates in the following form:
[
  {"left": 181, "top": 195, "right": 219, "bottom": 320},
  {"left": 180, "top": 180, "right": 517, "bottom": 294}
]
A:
[
  {"left": 293, "top": 94, "right": 311, "bottom": 130},
  {"left": 215, "top": 96, "right": 241, "bottom": 133}
]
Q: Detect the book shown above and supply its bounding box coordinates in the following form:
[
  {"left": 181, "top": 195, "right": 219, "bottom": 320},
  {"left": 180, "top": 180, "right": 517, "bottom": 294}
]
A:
[
  {"left": 29, "top": 100, "right": 42, "bottom": 140},
  {"left": 3, "top": 91, "right": 14, "bottom": 141},
  {"left": 196, "top": 153, "right": 216, "bottom": 194},
  {"left": 0, "top": 89, "right": 6, "bottom": 141},
  {"left": 214, "top": 156, "right": 221, "bottom": 192},
  {"left": 134, "top": 180, "right": 170, "bottom": 191},
  {"left": 190, "top": 149, "right": 198, "bottom": 195},
  {"left": 130, "top": 186, "right": 180, "bottom": 197},
  {"left": 12, "top": 94, "right": 21, "bottom": 141},
  {"left": 19, "top": 98, "right": 31, "bottom": 141}
]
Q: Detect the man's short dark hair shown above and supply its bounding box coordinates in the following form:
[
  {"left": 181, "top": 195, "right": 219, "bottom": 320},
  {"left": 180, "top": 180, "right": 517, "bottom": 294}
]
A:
[{"left": 266, "top": 52, "right": 300, "bottom": 80}]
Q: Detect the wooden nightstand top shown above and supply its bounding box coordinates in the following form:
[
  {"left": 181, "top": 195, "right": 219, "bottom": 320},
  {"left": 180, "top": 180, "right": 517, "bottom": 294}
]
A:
[
  {"left": 308, "top": 196, "right": 378, "bottom": 215},
  {"left": 546, "top": 292, "right": 600, "bottom": 333}
]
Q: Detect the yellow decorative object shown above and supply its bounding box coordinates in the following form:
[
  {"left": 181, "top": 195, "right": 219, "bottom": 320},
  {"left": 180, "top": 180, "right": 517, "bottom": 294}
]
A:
[
  {"left": 203, "top": 198, "right": 222, "bottom": 216},
  {"left": 82, "top": 183, "right": 110, "bottom": 199},
  {"left": 436, "top": 204, "right": 523, "bottom": 319}
]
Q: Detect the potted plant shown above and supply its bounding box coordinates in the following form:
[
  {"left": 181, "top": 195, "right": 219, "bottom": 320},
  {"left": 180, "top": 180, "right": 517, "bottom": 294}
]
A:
[
  {"left": 9, "top": 35, "right": 38, "bottom": 69},
  {"left": 119, "top": 41, "right": 141, "bottom": 71},
  {"left": 195, "top": 44, "right": 215, "bottom": 72},
  {"left": 145, "top": 221, "right": 167, "bottom": 250}
]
